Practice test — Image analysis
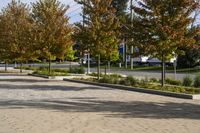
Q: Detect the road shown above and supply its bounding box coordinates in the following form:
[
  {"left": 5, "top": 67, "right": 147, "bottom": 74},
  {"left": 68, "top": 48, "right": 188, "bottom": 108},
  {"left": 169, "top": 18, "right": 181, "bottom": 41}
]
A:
[
  {"left": 0, "top": 63, "right": 196, "bottom": 80},
  {"left": 0, "top": 75, "right": 200, "bottom": 133},
  {"left": 89, "top": 68, "right": 196, "bottom": 80}
]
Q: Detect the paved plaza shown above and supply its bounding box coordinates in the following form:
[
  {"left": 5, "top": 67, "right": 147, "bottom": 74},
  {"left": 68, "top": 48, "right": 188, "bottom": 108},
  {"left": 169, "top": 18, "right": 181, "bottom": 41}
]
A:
[{"left": 0, "top": 75, "right": 200, "bottom": 133}]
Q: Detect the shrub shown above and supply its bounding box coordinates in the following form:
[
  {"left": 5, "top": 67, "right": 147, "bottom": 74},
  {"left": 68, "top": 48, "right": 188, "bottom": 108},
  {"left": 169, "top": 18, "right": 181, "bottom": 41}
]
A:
[
  {"left": 89, "top": 72, "right": 104, "bottom": 77},
  {"left": 99, "top": 75, "right": 121, "bottom": 84},
  {"left": 165, "top": 78, "right": 182, "bottom": 86},
  {"left": 182, "top": 76, "right": 193, "bottom": 87},
  {"left": 119, "top": 79, "right": 126, "bottom": 85},
  {"left": 194, "top": 75, "right": 200, "bottom": 88},
  {"left": 33, "top": 67, "right": 69, "bottom": 76},
  {"left": 99, "top": 76, "right": 112, "bottom": 84},
  {"left": 122, "top": 76, "right": 137, "bottom": 86},
  {"left": 15, "top": 66, "right": 38, "bottom": 71},
  {"left": 53, "top": 68, "right": 68, "bottom": 73},
  {"left": 69, "top": 67, "right": 85, "bottom": 74},
  {"left": 149, "top": 78, "right": 158, "bottom": 83},
  {"left": 109, "top": 74, "right": 122, "bottom": 78},
  {"left": 112, "top": 78, "right": 120, "bottom": 84},
  {"left": 33, "top": 69, "right": 69, "bottom": 76},
  {"left": 39, "top": 66, "right": 48, "bottom": 71},
  {"left": 140, "top": 77, "right": 149, "bottom": 85}
]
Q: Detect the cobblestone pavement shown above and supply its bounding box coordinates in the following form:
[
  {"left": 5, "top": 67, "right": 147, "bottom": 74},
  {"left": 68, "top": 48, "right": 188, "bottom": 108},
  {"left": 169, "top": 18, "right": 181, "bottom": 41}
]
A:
[{"left": 0, "top": 76, "right": 200, "bottom": 133}]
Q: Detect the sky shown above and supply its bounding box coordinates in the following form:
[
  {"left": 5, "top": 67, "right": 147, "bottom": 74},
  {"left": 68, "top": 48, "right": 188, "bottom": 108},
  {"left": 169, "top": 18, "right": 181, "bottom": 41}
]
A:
[
  {"left": 0, "top": 0, "right": 199, "bottom": 25},
  {"left": 0, "top": 0, "right": 82, "bottom": 24}
]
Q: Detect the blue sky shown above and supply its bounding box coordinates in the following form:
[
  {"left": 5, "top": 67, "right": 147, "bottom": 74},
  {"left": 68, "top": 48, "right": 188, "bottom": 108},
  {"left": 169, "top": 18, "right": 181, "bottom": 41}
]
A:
[{"left": 0, "top": 0, "right": 82, "bottom": 24}]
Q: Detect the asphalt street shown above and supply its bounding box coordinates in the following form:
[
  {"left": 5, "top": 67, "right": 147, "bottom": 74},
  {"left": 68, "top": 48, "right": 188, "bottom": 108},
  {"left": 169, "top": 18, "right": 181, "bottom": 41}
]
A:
[{"left": 0, "top": 63, "right": 196, "bottom": 80}]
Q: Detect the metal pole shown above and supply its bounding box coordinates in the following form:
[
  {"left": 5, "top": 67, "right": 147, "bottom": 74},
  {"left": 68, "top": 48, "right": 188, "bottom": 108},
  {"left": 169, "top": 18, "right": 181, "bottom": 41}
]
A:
[
  {"left": 130, "top": 0, "right": 134, "bottom": 70},
  {"left": 123, "top": 39, "right": 125, "bottom": 62},
  {"left": 131, "top": 46, "right": 134, "bottom": 69},
  {"left": 125, "top": 42, "right": 128, "bottom": 69},
  {"left": 83, "top": 0, "right": 90, "bottom": 74},
  {"left": 98, "top": 54, "right": 101, "bottom": 80},
  {"left": 174, "top": 56, "right": 177, "bottom": 80}
]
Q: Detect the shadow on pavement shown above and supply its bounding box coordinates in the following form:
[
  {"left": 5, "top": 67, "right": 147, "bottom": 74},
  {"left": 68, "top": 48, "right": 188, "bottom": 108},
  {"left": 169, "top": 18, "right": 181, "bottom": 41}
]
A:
[
  {"left": 0, "top": 98, "right": 200, "bottom": 120},
  {"left": 0, "top": 79, "right": 51, "bottom": 83},
  {"left": 0, "top": 83, "right": 110, "bottom": 91},
  {"left": 0, "top": 77, "right": 200, "bottom": 120}
]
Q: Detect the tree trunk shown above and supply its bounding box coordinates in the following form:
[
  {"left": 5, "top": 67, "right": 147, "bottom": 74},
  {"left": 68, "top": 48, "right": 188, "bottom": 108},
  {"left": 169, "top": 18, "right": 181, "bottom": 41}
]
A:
[
  {"left": 104, "top": 65, "right": 107, "bottom": 75},
  {"left": 81, "top": 51, "right": 84, "bottom": 67},
  {"left": 164, "top": 61, "right": 166, "bottom": 80},
  {"left": 70, "top": 61, "right": 72, "bottom": 70},
  {"left": 161, "top": 55, "right": 165, "bottom": 87},
  {"left": 48, "top": 56, "right": 51, "bottom": 75},
  {"left": 81, "top": 58, "right": 84, "bottom": 67},
  {"left": 97, "top": 54, "right": 101, "bottom": 80},
  {"left": 174, "top": 59, "right": 177, "bottom": 79},
  {"left": 14, "top": 61, "right": 17, "bottom": 67},
  {"left": 20, "top": 61, "right": 23, "bottom": 73},
  {"left": 108, "top": 61, "right": 111, "bottom": 75},
  {"left": 4, "top": 61, "right": 7, "bottom": 72},
  {"left": 130, "top": 46, "right": 134, "bottom": 70},
  {"left": 87, "top": 53, "right": 90, "bottom": 74}
]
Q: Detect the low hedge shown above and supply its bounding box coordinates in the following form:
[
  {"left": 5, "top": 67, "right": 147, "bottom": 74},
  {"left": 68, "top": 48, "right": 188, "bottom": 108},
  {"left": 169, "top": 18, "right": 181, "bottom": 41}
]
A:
[
  {"left": 68, "top": 67, "right": 85, "bottom": 74},
  {"left": 75, "top": 76, "right": 200, "bottom": 94},
  {"left": 16, "top": 66, "right": 85, "bottom": 75},
  {"left": 182, "top": 76, "right": 193, "bottom": 87},
  {"left": 165, "top": 78, "right": 182, "bottom": 86},
  {"left": 194, "top": 75, "right": 200, "bottom": 88},
  {"left": 33, "top": 70, "right": 69, "bottom": 76}
]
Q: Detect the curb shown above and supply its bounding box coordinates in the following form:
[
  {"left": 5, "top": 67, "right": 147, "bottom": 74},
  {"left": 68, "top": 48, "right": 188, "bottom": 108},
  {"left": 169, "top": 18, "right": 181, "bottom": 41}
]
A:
[{"left": 63, "top": 78, "right": 200, "bottom": 100}]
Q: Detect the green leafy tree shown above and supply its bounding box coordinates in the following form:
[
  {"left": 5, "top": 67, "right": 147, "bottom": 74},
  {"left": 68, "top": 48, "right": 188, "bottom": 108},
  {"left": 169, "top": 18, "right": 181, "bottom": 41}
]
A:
[
  {"left": 130, "top": 0, "right": 200, "bottom": 86},
  {"left": 111, "top": 0, "right": 129, "bottom": 65},
  {"left": 65, "top": 46, "right": 77, "bottom": 69},
  {"left": 75, "top": 0, "right": 120, "bottom": 79},
  {"left": 0, "top": 0, "right": 35, "bottom": 73},
  {"left": 73, "top": 23, "right": 90, "bottom": 66},
  {"left": 177, "top": 34, "right": 200, "bottom": 68},
  {"left": 32, "top": 0, "right": 73, "bottom": 75},
  {"left": 111, "top": 0, "right": 128, "bottom": 22},
  {"left": 177, "top": 48, "right": 200, "bottom": 68}
]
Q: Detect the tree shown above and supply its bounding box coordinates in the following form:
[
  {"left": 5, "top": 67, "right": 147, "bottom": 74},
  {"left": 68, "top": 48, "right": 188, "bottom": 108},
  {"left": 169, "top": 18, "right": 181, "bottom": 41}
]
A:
[
  {"left": 177, "top": 34, "right": 200, "bottom": 68},
  {"left": 111, "top": 0, "right": 128, "bottom": 22},
  {"left": 32, "top": 0, "right": 73, "bottom": 75},
  {"left": 75, "top": 0, "right": 120, "bottom": 79},
  {"left": 101, "top": 36, "right": 119, "bottom": 74},
  {"left": 111, "top": 0, "right": 129, "bottom": 66},
  {"left": 0, "top": 0, "right": 35, "bottom": 73},
  {"left": 65, "top": 46, "right": 77, "bottom": 69},
  {"left": 0, "top": 14, "right": 12, "bottom": 71},
  {"left": 130, "top": 0, "right": 200, "bottom": 86},
  {"left": 177, "top": 48, "right": 200, "bottom": 68},
  {"left": 73, "top": 23, "right": 90, "bottom": 66}
]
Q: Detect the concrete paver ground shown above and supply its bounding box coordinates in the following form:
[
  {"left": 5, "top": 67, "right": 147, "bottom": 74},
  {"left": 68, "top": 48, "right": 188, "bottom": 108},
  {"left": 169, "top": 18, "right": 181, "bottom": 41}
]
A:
[{"left": 0, "top": 75, "right": 200, "bottom": 133}]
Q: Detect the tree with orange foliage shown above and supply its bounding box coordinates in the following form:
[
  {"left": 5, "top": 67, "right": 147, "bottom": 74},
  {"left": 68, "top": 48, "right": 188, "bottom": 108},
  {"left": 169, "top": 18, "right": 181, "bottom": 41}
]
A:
[{"left": 129, "top": 0, "right": 200, "bottom": 86}]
